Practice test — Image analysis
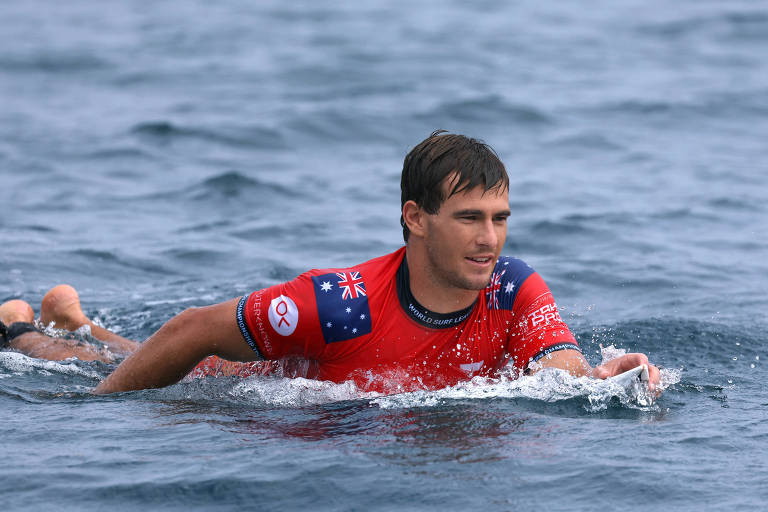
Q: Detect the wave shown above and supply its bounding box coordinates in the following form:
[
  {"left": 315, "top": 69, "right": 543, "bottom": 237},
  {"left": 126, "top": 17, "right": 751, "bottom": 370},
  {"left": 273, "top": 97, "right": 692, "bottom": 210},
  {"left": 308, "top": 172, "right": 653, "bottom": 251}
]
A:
[
  {"left": 130, "top": 121, "right": 286, "bottom": 149},
  {"left": 193, "top": 170, "right": 298, "bottom": 200},
  {"left": 159, "top": 248, "right": 231, "bottom": 264},
  {"left": 417, "top": 95, "right": 553, "bottom": 126},
  {"left": 528, "top": 218, "right": 605, "bottom": 236},
  {"left": 66, "top": 249, "right": 174, "bottom": 276},
  {"left": 81, "top": 146, "right": 157, "bottom": 162},
  {"left": 545, "top": 132, "right": 626, "bottom": 152},
  {"left": 0, "top": 52, "right": 111, "bottom": 73},
  {"left": 282, "top": 110, "right": 402, "bottom": 144},
  {"left": 706, "top": 196, "right": 763, "bottom": 212},
  {"left": 583, "top": 88, "right": 768, "bottom": 121},
  {"left": 15, "top": 224, "right": 58, "bottom": 233},
  {"left": 636, "top": 9, "right": 768, "bottom": 42},
  {"left": 132, "top": 170, "right": 297, "bottom": 203}
]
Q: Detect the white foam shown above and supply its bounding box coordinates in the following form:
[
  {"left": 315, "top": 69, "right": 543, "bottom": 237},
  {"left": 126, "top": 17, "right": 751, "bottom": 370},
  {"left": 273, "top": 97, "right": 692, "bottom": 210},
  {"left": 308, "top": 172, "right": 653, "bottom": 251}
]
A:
[
  {"left": 0, "top": 351, "right": 101, "bottom": 378},
  {"left": 373, "top": 366, "right": 681, "bottom": 411},
  {"left": 228, "top": 376, "right": 380, "bottom": 407},
  {"left": 221, "top": 363, "right": 681, "bottom": 412}
]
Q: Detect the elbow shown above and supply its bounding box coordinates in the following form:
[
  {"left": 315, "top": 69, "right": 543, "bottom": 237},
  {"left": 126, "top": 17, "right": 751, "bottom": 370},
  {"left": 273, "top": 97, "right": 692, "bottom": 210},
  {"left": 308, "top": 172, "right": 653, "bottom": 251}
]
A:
[{"left": 161, "top": 307, "right": 202, "bottom": 335}]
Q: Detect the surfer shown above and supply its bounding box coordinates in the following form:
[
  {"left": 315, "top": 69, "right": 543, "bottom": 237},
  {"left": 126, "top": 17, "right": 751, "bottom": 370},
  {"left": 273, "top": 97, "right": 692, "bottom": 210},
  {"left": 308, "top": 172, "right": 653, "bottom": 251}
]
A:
[{"left": 2, "top": 131, "right": 660, "bottom": 394}]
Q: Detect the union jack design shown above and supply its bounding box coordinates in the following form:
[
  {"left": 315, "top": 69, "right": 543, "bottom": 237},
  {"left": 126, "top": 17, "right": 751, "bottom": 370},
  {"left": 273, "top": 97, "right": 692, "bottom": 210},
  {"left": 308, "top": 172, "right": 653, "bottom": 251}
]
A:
[
  {"left": 486, "top": 269, "right": 506, "bottom": 309},
  {"left": 336, "top": 271, "right": 366, "bottom": 300},
  {"left": 312, "top": 270, "right": 372, "bottom": 343}
]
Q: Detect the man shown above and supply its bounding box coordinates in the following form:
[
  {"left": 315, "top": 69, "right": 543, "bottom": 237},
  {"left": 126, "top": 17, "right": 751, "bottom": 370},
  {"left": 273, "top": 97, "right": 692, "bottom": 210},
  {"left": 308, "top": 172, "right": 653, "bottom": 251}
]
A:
[{"left": 3, "top": 131, "right": 660, "bottom": 394}]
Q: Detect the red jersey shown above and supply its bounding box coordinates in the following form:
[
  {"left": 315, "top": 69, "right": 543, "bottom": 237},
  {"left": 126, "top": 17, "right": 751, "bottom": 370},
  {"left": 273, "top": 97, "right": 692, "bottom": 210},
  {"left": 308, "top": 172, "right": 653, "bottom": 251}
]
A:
[{"left": 191, "top": 247, "right": 579, "bottom": 393}]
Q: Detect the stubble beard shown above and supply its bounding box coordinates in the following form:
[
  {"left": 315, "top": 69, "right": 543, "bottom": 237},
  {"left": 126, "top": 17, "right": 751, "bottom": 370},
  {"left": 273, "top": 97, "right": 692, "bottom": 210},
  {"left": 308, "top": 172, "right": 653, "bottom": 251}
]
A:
[{"left": 424, "top": 240, "right": 493, "bottom": 292}]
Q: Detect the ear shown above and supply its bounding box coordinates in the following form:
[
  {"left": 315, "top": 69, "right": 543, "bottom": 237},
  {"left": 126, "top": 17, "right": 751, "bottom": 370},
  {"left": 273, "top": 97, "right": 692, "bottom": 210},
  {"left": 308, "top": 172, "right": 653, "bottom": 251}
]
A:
[{"left": 402, "top": 200, "right": 427, "bottom": 238}]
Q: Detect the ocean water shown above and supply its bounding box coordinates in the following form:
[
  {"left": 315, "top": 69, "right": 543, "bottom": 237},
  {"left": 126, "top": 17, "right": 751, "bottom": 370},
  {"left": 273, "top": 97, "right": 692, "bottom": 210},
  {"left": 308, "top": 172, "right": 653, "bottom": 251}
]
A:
[{"left": 1, "top": 1, "right": 767, "bottom": 510}]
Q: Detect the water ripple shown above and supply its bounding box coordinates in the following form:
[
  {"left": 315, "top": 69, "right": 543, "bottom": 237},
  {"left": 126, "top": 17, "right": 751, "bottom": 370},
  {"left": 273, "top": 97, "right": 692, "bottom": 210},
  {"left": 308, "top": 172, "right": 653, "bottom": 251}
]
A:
[{"left": 130, "top": 120, "right": 286, "bottom": 149}]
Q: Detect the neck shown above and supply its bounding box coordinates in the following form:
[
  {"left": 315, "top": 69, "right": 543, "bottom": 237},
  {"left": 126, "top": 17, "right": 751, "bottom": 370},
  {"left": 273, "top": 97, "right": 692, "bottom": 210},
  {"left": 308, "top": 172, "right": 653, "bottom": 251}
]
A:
[{"left": 404, "top": 244, "right": 479, "bottom": 313}]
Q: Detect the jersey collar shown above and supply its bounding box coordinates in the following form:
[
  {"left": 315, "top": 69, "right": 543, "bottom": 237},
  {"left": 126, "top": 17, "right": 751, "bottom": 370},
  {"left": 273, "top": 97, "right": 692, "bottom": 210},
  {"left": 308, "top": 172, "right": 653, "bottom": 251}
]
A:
[{"left": 396, "top": 255, "right": 476, "bottom": 329}]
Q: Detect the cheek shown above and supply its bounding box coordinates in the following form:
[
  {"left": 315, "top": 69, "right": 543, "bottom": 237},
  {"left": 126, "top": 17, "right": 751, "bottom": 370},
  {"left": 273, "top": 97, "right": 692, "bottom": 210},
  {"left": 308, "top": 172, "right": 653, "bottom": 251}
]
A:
[{"left": 496, "top": 227, "right": 507, "bottom": 248}]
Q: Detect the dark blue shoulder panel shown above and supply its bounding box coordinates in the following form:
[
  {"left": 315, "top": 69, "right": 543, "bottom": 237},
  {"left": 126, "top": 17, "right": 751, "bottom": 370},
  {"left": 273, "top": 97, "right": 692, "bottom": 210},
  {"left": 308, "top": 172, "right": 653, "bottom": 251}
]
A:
[{"left": 486, "top": 256, "right": 535, "bottom": 311}]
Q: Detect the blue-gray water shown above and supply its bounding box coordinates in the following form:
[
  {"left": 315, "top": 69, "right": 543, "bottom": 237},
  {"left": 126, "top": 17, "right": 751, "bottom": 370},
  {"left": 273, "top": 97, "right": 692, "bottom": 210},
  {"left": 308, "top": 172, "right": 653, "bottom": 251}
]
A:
[{"left": 1, "top": 1, "right": 767, "bottom": 510}]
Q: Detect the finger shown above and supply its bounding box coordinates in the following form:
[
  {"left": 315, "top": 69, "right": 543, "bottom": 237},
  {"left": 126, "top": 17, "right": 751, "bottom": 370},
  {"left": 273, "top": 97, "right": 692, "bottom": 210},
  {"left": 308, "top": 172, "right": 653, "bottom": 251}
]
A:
[
  {"left": 591, "top": 365, "right": 611, "bottom": 379},
  {"left": 592, "top": 355, "right": 641, "bottom": 380},
  {"left": 646, "top": 363, "right": 661, "bottom": 393},
  {"left": 626, "top": 352, "right": 649, "bottom": 367},
  {"left": 607, "top": 353, "right": 646, "bottom": 376}
]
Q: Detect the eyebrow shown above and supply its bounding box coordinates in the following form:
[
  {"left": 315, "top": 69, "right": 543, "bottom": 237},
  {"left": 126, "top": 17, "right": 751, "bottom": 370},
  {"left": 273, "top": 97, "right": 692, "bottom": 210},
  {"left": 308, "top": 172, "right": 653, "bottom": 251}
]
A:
[{"left": 453, "top": 209, "right": 511, "bottom": 217}]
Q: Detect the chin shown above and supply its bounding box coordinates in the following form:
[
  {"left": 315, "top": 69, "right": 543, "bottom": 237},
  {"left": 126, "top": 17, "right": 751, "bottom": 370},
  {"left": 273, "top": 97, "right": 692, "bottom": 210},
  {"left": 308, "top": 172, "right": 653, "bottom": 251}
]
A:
[{"left": 460, "top": 272, "right": 494, "bottom": 291}]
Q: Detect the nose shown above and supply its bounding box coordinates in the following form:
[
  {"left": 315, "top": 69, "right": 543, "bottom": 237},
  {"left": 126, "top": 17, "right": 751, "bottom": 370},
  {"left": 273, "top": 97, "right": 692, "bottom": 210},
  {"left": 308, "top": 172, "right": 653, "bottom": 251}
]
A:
[{"left": 476, "top": 218, "right": 498, "bottom": 248}]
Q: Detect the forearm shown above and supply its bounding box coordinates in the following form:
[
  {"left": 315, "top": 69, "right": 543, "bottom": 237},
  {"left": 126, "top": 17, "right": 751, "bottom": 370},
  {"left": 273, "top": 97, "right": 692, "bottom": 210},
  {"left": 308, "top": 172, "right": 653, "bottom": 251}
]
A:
[
  {"left": 93, "top": 309, "right": 210, "bottom": 393},
  {"left": 93, "top": 298, "right": 255, "bottom": 394},
  {"left": 535, "top": 348, "right": 592, "bottom": 376}
]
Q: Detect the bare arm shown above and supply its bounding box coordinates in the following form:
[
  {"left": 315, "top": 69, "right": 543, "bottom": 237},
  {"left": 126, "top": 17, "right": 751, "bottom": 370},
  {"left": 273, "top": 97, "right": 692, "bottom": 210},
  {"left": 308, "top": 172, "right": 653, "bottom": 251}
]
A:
[
  {"left": 536, "top": 349, "right": 661, "bottom": 393},
  {"left": 93, "top": 298, "right": 258, "bottom": 394}
]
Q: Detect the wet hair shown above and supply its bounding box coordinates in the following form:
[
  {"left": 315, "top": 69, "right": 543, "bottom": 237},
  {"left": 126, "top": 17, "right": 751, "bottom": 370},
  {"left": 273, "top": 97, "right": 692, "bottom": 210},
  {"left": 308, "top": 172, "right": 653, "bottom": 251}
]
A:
[{"left": 400, "top": 130, "right": 509, "bottom": 241}]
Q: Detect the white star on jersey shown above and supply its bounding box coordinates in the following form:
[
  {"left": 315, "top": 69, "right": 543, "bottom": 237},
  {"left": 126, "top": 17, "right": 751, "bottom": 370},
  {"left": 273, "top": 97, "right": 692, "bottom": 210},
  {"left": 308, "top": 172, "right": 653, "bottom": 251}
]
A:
[
  {"left": 320, "top": 281, "right": 332, "bottom": 292},
  {"left": 505, "top": 282, "right": 515, "bottom": 293}
]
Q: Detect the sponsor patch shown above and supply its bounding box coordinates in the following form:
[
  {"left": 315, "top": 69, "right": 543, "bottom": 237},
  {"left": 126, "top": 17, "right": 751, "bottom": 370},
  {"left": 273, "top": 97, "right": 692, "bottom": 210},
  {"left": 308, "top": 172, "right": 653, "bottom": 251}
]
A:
[{"left": 268, "top": 295, "right": 298, "bottom": 336}]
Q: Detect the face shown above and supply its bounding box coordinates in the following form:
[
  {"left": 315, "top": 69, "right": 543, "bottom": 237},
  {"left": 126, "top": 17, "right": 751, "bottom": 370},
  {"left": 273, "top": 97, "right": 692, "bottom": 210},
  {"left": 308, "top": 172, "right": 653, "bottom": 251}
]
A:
[{"left": 422, "top": 181, "right": 510, "bottom": 292}]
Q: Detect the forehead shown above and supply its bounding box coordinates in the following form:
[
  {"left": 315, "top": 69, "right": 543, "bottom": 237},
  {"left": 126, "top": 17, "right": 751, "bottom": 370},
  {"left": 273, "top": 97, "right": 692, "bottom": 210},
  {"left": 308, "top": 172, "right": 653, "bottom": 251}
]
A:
[{"left": 439, "top": 179, "right": 510, "bottom": 210}]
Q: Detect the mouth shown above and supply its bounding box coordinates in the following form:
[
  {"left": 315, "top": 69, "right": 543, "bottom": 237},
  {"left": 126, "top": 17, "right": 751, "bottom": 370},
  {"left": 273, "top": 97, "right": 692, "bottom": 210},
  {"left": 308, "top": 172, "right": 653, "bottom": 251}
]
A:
[{"left": 465, "top": 256, "right": 494, "bottom": 267}]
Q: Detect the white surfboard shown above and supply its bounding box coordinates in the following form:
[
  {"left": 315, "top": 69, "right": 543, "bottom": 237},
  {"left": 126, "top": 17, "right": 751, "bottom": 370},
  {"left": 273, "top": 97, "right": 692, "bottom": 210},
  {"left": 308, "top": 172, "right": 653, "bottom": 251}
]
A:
[{"left": 608, "top": 364, "right": 649, "bottom": 389}]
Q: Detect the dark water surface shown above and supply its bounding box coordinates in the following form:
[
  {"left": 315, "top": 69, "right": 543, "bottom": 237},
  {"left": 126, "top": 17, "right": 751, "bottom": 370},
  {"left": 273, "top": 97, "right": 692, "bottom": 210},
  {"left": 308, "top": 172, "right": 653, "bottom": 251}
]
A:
[{"left": 2, "top": 1, "right": 767, "bottom": 510}]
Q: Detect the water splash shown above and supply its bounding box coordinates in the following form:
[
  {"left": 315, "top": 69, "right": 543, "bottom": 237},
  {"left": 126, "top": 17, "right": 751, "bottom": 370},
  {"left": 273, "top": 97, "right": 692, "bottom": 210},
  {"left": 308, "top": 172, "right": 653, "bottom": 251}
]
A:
[
  {"left": 0, "top": 351, "right": 102, "bottom": 379},
  {"left": 172, "top": 359, "right": 681, "bottom": 413},
  {"left": 372, "top": 365, "right": 679, "bottom": 412},
  {"left": 228, "top": 376, "right": 379, "bottom": 407}
]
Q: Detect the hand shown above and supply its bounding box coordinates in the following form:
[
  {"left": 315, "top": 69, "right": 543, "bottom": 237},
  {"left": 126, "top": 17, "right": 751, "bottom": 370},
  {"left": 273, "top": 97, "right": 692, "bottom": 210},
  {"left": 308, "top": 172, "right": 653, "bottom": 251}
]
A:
[{"left": 590, "top": 353, "right": 661, "bottom": 393}]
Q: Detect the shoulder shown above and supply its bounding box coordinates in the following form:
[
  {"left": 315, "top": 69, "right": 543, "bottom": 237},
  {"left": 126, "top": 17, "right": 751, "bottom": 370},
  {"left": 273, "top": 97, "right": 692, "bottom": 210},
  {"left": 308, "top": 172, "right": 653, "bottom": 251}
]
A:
[
  {"left": 304, "top": 250, "right": 405, "bottom": 344},
  {"left": 486, "top": 256, "right": 537, "bottom": 311},
  {"left": 493, "top": 256, "right": 536, "bottom": 282}
]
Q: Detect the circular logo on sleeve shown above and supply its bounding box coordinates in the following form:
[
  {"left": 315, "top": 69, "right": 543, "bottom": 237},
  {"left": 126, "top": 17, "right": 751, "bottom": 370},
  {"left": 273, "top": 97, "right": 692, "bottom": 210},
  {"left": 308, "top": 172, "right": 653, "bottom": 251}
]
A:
[{"left": 268, "top": 295, "right": 298, "bottom": 336}]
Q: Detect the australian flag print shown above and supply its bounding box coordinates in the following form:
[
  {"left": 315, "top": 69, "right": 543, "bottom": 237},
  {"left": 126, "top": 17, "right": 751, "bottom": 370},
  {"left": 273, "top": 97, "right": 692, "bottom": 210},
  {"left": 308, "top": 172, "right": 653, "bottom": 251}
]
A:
[
  {"left": 311, "top": 270, "right": 373, "bottom": 343},
  {"left": 486, "top": 256, "right": 535, "bottom": 310}
]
